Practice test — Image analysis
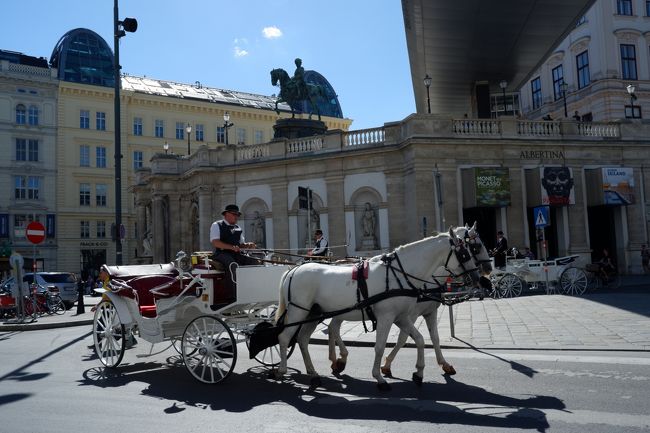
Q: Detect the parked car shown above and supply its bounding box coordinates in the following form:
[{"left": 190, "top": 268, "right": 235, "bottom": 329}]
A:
[{"left": 1, "top": 272, "right": 78, "bottom": 308}]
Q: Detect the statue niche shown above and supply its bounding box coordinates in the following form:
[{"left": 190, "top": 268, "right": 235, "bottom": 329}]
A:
[{"left": 358, "top": 202, "right": 378, "bottom": 251}]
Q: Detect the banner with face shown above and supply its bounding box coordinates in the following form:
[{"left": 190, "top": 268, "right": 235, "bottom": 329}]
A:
[{"left": 541, "top": 166, "right": 575, "bottom": 205}]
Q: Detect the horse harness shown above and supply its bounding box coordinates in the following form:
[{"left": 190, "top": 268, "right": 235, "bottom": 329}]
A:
[{"left": 278, "top": 240, "right": 478, "bottom": 332}]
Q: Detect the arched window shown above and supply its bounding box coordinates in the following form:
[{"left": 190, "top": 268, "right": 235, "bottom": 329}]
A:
[
  {"left": 28, "top": 105, "right": 39, "bottom": 125},
  {"left": 16, "top": 104, "right": 26, "bottom": 124}
]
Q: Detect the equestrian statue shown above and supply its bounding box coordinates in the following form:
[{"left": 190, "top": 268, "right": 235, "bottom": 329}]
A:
[{"left": 270, "top": 58, "right": 326, "bottom": 120}]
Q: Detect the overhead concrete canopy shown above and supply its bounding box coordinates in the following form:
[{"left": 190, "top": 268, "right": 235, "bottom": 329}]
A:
[{"left": 403, "top": 0, "right": 596, "bottom": 116}]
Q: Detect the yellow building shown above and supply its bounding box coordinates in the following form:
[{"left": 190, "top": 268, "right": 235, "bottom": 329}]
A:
[{"left": 47, "top": 28, "right": 350, "bottom": 275}]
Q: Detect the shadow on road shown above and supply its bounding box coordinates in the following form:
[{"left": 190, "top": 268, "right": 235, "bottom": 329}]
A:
[
  {"left": 453, "top": 337, "right": 538, "bottom": 378},
  {"left": 79, "top": 358, "right": 564, "bottom": 432}
]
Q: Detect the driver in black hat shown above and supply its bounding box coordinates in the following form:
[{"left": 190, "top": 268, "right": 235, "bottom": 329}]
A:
[{"left": 210, "top": 204, "right": 259, "bottom": 302}]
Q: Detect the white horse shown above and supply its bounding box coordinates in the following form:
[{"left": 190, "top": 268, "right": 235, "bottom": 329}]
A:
[
  {"left": 327, "top": 223, "right": 492, "bottom": 377},
  {"left": 273, "top": 228, "right": 480, "bottom": 390}
]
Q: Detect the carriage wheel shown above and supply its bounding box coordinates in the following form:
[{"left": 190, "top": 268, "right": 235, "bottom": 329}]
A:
[
  {"left": 560, "top": 268, "right": 588, "bottom": 296},
  {"left": 93, "top": 301, "right": 126, "bottom": 368},
  {"left": 497, "top": 274, "right": 523, "bottom": 298},
  {"left": 48, "top": 295, "right": 66, "bottom": 315},
  {"left": 182, "top": 315, "right": 237, "bottom": 384},
  {"left": 244, "top": 321, "right": 296, "bottom": 367}
]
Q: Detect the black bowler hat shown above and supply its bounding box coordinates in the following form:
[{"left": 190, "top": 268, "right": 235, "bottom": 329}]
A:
[{"left": 222, "top": 204, "right": 241, "bottom": 216}]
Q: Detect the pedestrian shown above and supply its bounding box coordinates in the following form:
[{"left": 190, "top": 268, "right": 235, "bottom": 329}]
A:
[
  {"left": 573, "top": 110, "right": 581, "bottom": 121},
  {"left": 491, "top": 230, "right": 508, "bottom": 269},
  {"left": 210, "top": 204, "right": 259, "bottom": 307},
  {"left": 641, "top": 244, "right": 650, "bottom": 274},
  {"left": 307, "top": 229, "right": 329, "bottom": 257}
]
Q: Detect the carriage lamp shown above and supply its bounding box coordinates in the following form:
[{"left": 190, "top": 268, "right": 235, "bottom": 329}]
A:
[
  {"left": 223, "top": 112, "right": 234, "bottom": 146},
  {"left": 423, "top": 74, "right": 432, "bottom": 114},
  {"left": 186, "top": 123, "right": 192, "bottom": 155},
  {"left": 163, "top": 141, "right": 169, "bottom": 154}
]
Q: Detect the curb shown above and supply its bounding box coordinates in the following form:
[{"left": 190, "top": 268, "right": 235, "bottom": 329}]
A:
[{"left": 0, "top": 319, "right": 93, "bottom": 332}]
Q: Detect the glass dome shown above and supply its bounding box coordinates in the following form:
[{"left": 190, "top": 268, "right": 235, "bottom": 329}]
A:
[{"left": 50, "top": 28, "right": 114, "bottom": 87}]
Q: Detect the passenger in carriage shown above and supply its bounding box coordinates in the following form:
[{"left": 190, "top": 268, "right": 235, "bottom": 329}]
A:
[
  {"left": 210, "top": 204, "right": 260, "bottom": 297},
  {"left": 522, "top": 246, "right": 535, "bottom": 260}
]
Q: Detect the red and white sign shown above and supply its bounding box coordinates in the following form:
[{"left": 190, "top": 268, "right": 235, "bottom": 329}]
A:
[{"left": 26, "top": 221, "right": 46, "bottom": 244}]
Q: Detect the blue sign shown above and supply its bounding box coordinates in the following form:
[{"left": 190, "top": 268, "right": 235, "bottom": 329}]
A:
[{"left": 534, "top": 206, "right": 550, "bottom": 228}]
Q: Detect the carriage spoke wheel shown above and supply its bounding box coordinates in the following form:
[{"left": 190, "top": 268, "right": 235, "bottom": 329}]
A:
[
  {"left": 498, "top": 274, "right": 522, "bottom": 298},
  {"left": 92, "top": 301, "right": 126, "bottom": 368},
  {"left": 182, "top": 315, "right": 237, "bottom": 384},
  {"left": 560, "top": 268, "right": 588, "bottom": 296}
]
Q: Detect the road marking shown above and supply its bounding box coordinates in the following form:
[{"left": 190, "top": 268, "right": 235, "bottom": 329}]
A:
[{"left": 437, "top": 350, "right": 650, "bottom": 365}]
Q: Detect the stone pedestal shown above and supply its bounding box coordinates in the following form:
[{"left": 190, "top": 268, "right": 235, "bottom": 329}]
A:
[
  {"left": 273, "top": 118, "right": 327, "bottom": 139},
  {"left": 360, "top": 236, "right": 378, "bottom": 251}
]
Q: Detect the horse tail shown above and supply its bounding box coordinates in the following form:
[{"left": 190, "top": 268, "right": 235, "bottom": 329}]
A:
[{"left": 275, "top": 267, "right": 293, "bottom": 323}]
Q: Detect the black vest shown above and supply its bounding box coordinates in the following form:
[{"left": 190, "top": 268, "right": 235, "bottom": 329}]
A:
[
  {"left": 215, "top": 220, "right": 243, "bottom": 252},
  {"left": 313, "top": 237, "right": 329, "bottom": 256}
]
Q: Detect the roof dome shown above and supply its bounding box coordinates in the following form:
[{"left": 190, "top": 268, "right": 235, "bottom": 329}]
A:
[
  {"left": 50, "top": 28, "right": 114, "bottom": 87},
  {"left": 297, "top": 70, "right": 343, "bottom": 118}
]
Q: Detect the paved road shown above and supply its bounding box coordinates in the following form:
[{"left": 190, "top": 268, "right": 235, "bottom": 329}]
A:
[{"left": 1, "top": 327, "right": 649, "bottom": 433}]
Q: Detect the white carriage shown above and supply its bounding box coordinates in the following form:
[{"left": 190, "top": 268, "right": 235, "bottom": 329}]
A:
[
  {"left": 92, "top": 251, "right": 293, "bottom": 384},
  {"left": 489, "top": 254, "right": 588, "bottom": 297}
]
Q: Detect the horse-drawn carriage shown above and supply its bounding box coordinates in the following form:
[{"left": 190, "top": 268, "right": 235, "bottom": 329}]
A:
[
  {"left": 92, "top": 227, "right": 487, "bottom": 388},
  {"left": 489, "top": 253, "right": 588, "bottom": 297},
  {"left": 93, "top": 251, "right": 292, "bottom": 384}
]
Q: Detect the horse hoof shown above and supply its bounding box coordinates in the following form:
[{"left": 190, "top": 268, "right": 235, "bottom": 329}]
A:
[
  {"left": 412, "top": 373, "right": 423, "bottom": 386},
  {"left": 331, "top": 359, "right": 346, "bottom": 374},
  {"left": 380, "top": 366, "right": 393, "bottom": 378},
  {"left": 377, "top": 382, "right": 392, "bottom": 392},
  {"left": 309, "top": 376, "right": 322, "bottom": 389},
  {"left": 442, "top": 364, "right": 457, "bottom": 375}
]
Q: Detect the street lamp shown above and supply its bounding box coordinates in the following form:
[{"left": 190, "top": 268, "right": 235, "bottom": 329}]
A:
[
  {"left": 499, "top": 80, "right": 508, "bottom": 116},
  {"left": 186, "top": 123, "right": 192, "bottom": 155},
  {"left": 560, "top": 82, "right": 569, "bottom": 118},
  {"left": 627, "top": 84, "right": 638, "bottom": 118},
  {"left": 113, "top": 0, "right": 137, "bottom": 266},
  {"left": 163, "top": 141, "right": 169, "bottom": 155},
  {"left": 223, "top": 112, "right": 234, "bottom": 145},
  {"left": 423, "top": 74, "right": 432, "bottom": 114}
]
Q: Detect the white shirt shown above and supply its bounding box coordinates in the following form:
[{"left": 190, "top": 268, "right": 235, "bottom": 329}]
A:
[
  {"left": 311, "top": 236, "right": 328, "bottom": 255},
  {"left": 210, "top": 220, "right": 246, "bottom": 244}
]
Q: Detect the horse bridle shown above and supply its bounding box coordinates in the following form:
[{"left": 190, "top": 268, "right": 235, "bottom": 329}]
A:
[
  {"left": 445, "top": 238, "right": 478, "bottom": 279},
  {"left": 463, "top": 230, "right": 492, "bottom": 268}
]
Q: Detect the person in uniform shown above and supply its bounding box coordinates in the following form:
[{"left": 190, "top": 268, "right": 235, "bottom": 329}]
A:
[
  {"left": 210, "top": 204, "right": 258, "bottom": 297},
  {"left": 307, "top": 229, "right": 329, "bottom": 257},
  {"left": 491, "top": 230, "right": 508, "bottom": 269}
]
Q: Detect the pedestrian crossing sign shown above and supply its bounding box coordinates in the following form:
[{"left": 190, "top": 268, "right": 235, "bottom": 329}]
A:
[{"left": 534, "top": 205, "right": 550, "bottom": 228}]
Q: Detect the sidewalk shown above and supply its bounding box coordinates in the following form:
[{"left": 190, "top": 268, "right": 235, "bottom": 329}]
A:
[{"left": 2, "top": 278, "right": 649, "bottom": 352}]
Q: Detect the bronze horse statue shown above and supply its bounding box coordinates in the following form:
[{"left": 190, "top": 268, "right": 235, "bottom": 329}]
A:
[{"left": 270, "top": 68, "right": 326, "bottom": 120}]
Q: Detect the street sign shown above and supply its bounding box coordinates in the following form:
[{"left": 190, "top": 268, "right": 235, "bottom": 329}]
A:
[
  {"left": 534, "top": 205, "right": 550, "bottom": 228},
  {"left": 26, "top": 221, "right": 46, "bottom": 244}
]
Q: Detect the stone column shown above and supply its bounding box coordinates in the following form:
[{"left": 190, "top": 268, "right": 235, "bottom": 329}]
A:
[
  {"left": 270, "top": 181, "right": 289, "bottom": 250},
  {"left": 151, "top": 195, "right": 166, "bottom": 263},
  {"left": 506, "top": 167, "right": 525, "bottom": 248},
  {"left": 198, "top": 188, "right": 213, "bottom": 251},
  {"left": 567, "top": 166, "right": 590, "bottom": 261},
  {"left": 325, "top": 174, "right": 345, "bottom": 255},
  {"left": 168, "top": 193, "right": 183, "bottom": 257},
  {"left": 135, "top": 198, "right": 147, "bottom": 256},
  {"left": 385, "top": 169, "right": 405, "bottom": 247}
]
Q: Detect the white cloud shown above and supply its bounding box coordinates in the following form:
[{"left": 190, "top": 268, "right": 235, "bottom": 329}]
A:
[
  {"left": 234, "top": 37, "right": 249, "bottom": 45},
  {"left": 233, "top": 46, "right": 249, "bottom": 58},
  {"left": 262, "top": 26, "right": 283, "bottom": 39}
]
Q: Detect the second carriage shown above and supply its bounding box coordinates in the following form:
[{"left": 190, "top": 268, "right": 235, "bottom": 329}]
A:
[{"left": 490, "top": 253, "right": 588, "bottom": 297}]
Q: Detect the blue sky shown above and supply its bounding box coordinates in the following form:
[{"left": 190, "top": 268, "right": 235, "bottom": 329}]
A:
[{"left": 1, "top": 0, "right": 415, "bottom": 130}]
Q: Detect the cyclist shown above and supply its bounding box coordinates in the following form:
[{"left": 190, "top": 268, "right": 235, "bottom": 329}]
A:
[{"left": 597, "top": 248, "right": 616, "bottom": 281}]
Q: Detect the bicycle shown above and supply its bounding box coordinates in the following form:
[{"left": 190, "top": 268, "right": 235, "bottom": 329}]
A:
[
  {"left": 585, "top": 264, "right": 621, "bottom": 289},
  {"left": 24, "top": 284, "right": 66, "bottom": 316}
]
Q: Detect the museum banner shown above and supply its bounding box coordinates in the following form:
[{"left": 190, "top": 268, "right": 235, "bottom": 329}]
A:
[
  {"left": 475, "top": 168, "right": 511, "bottom": 207},
  {"left": 540, "top": 166, "right": 575, "bottom": 205},
  {"left": 602, "top": 167, "right": 634, "bottom": 205}
]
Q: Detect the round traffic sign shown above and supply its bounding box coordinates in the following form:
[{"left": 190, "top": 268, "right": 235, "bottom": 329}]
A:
[{"left": 26, "top": 221, "right": 46, "bottom": 244}]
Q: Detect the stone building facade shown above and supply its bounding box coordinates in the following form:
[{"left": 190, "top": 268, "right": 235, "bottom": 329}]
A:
[{"left": 136, "top": 116, "right": 650, "bottom": 274}]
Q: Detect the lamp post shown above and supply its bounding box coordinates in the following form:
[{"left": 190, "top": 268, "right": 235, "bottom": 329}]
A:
[
  {"left": 163, "top": 141, "right": 169, "bottom": 155},
  {"left": 185, "top": 123, "right": 192, "bottom": 155},
  {"left": 627, "top": 84, "right": 638, "bottom": 118},
  {"left": 560, "top": 82, "right": 569, "bottom": 118},
  {"left": 113, "top": 0, "right": 137, "bottom": 265},
  {"left": 499, "top": 80, "right": 508, "bottom": 116},
  {"left": 423, "top": 74, "right": 432, "bottom": 114},
  {"left": 223, "top": 112, "right": 234, "bottom": 145}
]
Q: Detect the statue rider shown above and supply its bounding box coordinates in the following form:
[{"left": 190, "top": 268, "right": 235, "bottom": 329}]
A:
[{"left": 292, "top": 58, "right": 307, "bottom": 100}]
